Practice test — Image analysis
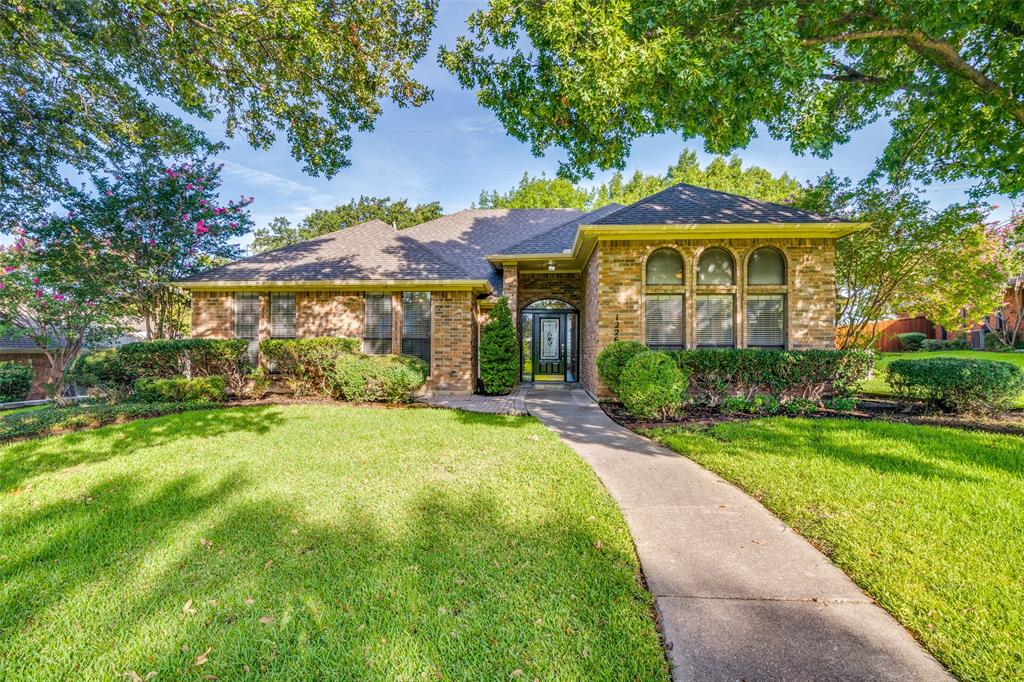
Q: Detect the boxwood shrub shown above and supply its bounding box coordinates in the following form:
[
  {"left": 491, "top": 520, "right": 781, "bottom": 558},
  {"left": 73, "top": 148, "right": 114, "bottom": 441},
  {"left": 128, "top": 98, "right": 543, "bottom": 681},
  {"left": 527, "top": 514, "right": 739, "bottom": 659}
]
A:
[
  {"left": 333, "top": 353, "right": 428, "bottom": 403},
  {"left": 0, "top": 361, "right": 34, "bottom": 403},
  {"left": 596, "top": 341, "right": 648, "bottom": 395},
  {"left": 618, "top": 350, "right": 688, "bottom": 420},
  {"left": 896, "top": 332, "right": 927, "bottom": 351},
  {"left": 133, "top": 376, "right": 228, "bottom": 404},
  {"left": 669, "top": 349, "right": 873, "bottom": 405},
  {"left": 886, "top": 357, "right": 1024, "bottom": 413},
  {"left": 260, "top": 337, "right": 360, "bottom": 397}
]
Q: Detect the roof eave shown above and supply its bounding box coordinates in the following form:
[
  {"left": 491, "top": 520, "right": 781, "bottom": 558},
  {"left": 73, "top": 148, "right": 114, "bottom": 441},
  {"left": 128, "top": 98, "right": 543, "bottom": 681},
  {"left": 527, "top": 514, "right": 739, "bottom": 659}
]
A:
[{"left": 174, "top": 279, "right": 494, "bottom": 294}]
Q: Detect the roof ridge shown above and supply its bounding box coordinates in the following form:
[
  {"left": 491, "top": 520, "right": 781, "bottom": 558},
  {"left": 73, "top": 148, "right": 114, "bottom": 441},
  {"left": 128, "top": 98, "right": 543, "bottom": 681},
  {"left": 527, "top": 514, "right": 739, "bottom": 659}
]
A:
[
  {"left": 496, "top": 203, "right": 623, "bottom": 255},
  {"left": 668, "top": 182, "right": 824, "bottom": 217}
]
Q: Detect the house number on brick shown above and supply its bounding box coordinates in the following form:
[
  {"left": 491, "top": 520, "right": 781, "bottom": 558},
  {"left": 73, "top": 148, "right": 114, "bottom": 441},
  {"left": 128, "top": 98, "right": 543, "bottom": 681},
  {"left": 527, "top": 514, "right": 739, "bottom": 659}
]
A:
[{"left": 614, "top": 314, "right": 620, "bottom": 342}]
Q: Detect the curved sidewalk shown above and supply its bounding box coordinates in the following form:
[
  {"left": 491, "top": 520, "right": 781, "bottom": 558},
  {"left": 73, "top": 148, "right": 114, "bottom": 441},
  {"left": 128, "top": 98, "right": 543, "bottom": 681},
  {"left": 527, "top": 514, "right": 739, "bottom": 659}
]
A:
[{"left": 525, "top": 386, "right": 950, "bottom": 682}]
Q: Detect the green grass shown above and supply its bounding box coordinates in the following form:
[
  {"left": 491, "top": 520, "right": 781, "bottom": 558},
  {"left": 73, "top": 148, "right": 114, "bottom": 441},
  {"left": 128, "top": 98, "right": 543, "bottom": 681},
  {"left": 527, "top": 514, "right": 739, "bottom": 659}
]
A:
[
  {"left": 0, "top": 405, "right": 668, "bottom": 681},
  {"left": 861, "top": 350, "right": 1024, "bottom": 407},
  {"left": 651, "top": 418, "right": 1024, "bottom": 681}
]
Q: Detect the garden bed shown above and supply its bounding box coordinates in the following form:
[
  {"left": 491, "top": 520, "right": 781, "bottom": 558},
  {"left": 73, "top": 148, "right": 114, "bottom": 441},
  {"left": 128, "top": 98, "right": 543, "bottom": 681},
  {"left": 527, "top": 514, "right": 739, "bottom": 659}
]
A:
[{"left": 600, "top": 398, "right": 1024, "bottom": 437}]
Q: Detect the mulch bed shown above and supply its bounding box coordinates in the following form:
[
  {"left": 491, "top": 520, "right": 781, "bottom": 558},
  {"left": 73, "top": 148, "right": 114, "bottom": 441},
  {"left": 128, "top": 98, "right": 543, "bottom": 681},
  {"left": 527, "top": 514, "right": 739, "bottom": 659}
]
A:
[{"left": 601, "top": 398, "right": 1024, "bottom": 437}]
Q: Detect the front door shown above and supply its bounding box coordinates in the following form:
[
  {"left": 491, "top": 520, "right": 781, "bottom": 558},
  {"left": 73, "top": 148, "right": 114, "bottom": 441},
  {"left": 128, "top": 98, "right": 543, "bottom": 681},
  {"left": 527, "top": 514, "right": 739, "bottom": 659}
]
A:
[{"left": 534, "top": 314, "right": 566, "bottom": 380}]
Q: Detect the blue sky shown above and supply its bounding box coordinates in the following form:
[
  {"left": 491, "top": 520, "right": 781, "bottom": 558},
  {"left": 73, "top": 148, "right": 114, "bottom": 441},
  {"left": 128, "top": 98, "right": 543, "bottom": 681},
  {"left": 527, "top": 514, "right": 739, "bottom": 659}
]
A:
[{"left": 178, "top": 1, "right": 1011, "bottom": 248}]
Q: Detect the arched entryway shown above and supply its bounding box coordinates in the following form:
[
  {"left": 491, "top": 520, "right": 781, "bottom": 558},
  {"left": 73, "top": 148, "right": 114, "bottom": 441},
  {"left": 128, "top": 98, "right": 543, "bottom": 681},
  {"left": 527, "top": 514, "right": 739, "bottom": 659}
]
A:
[{"left": 520, "top": 299, "right": 579, "bottom": 383}]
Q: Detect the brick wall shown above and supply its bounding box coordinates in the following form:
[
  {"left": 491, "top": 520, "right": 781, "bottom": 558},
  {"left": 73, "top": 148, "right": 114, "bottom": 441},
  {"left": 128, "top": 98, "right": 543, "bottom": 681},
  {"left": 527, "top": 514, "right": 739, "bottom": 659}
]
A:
[
  {"left": 578, "top": 238, "right": 838, "bottom": 398},
  {"left": 191, "top": 291, "right": 234, "bottom": 338},
  {"left": 429, "top": 290, "right": 475, "bottom": 393},
  {"left": 502, "top": 264, "right": 518, "bottom": 328},
  {"left": 517, "top": 272, "right": 584, "bottom": 311},
  {"left": 0, "top": 352, "right": 50, "bottom": 400},
  {"left": 296, "top": 292, "right": 364, "bottom": 338}
]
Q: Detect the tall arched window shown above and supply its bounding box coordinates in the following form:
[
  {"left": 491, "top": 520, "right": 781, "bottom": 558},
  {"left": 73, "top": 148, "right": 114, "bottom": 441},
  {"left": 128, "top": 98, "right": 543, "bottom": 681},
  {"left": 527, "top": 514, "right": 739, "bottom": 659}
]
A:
[
  {"left": 697, "top": 247, "right": 734, "bottom": 285},
  {"left": 696, "top": 248, "right": 735, "bottom": 347},
  {"left": 746, "top": 247, "right": 787, "bottom": 348},
  {"left": 644, "top": 248, "right": 685, "bottom": 350}
]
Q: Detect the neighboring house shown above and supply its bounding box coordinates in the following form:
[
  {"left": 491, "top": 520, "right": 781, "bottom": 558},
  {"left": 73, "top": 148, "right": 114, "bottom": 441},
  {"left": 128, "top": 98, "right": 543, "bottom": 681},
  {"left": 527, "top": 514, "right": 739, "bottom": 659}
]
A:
[
  {"left": 0, "top": 334, "right": 53, "bottom": 400},
  {"left": 177, "top": 183, "right": 867, "bottom": 397}
]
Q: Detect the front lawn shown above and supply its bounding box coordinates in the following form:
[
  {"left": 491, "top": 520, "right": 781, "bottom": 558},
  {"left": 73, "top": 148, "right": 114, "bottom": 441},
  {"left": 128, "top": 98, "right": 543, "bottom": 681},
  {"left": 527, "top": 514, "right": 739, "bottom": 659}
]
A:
[
  {"left": 0, "top": 405, "right": 668, "bottom": 680},
  {"left": 861, "top": 350, "right": 1024, "bottom": 407},
  {"left": 651, "top": 419, "right": 1024, "bottom": 681}
]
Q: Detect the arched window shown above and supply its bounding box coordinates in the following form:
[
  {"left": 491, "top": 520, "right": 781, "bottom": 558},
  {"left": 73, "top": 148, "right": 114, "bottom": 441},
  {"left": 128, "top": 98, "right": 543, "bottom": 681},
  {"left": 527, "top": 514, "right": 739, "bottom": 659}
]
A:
[
  {"left": 697, "top": 248, "right": 734, "bottom": 285},
  {"left": 644, "top": 249, "right": 685, "bottom": 350},
  {"left": 746, "top": 248, "right": 787, "bottom": 348},
  {"left": 748, "top": 247, "right": 786, "bottom": 285},
  {"left": 646, "top": 248, "right": 683, "bottom": 285}
]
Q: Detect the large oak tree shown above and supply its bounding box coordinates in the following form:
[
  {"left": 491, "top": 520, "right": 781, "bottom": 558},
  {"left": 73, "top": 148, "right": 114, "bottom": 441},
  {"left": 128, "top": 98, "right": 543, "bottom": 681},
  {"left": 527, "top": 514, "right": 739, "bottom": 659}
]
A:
[{"left": 442, "top": 1, "right": 1024, "bottom": 196}]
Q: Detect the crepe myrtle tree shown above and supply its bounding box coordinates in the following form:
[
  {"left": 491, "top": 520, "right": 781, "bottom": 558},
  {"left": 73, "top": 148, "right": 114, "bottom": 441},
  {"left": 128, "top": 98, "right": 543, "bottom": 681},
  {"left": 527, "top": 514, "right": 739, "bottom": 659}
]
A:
[
  {"left": 51, "top": 157, "right": 254, "bottom": 339},
  {"left": 0, "top": 232, "right": 126, "bottom": 402}
]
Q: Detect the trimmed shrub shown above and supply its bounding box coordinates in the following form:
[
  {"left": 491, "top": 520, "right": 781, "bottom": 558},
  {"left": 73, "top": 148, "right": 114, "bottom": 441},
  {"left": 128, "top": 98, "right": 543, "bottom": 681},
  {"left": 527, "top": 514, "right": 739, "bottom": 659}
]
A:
[
  {"left": 618, "top": 351, "right": 688, "bottom": 420},
  {"left": 333, "top": 353, "right": 428, "bottom": 403},
  {"left": 133, "top": 375, "right": 227, "bottom": 404},
  {"left": 479, "top": 297, "right": 519, "bottom": 395},
  {"left": 721, "top": 395, "right": 782, "bottom": 415},
  {"left": 596, "top": 341, "right": 648, "bottom": 396},
  {"left": 886, "top": 357, "right": 1024, "bottom": 413},
  {"left": 260, "top": 337, "right": 360, "bottom": 396},
  {"left": 896, "top": 332, "right": 927, "bottom": 351},
  {"left": 921, "top": 337, "right": 971, "bottom": 352},
  {"left": 0, "top": 361, "right": 34, "bottom": 403},
  {"left": 0, "top": 401, "right": 226, "bottom": 443},
  {"left": 117, "top": 339, "right": 251, "bottom": 393},
  {"left": 670, "top": 349, "right": 873, "bottom": 405},
  {"left": 69, "top": 349, "right": 135, "bottom": 398}
]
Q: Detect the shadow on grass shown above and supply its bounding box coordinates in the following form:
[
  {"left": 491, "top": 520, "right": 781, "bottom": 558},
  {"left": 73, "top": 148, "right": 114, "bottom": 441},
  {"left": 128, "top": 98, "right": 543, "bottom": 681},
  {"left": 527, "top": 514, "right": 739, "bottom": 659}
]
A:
[
  {"left": 0, "top": 470, "right": 664, "bottom": 679},
  {"left": 0, "top": 406, "right": 285, "bottom": 492}
]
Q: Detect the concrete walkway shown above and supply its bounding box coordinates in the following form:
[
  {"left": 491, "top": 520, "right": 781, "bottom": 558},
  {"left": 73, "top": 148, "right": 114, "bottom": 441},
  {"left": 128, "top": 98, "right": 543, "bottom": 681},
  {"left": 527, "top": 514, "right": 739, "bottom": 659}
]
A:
[{"left": 526, "top": 386, "right": 951, "bottom": 682}]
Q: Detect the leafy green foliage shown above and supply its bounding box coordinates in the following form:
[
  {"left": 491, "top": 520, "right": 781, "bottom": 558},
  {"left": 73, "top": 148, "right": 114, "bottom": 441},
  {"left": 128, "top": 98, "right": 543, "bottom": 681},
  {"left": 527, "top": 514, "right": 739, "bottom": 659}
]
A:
[
  {"left": 618, "top": 351, "right": 688, "bottom": 420},
  {"left": 798, "top": 175, "right": 1013, "bottom": 347},
  {"left": 1, "top": 1, "right": 439, "bottom": 212},
  {"left": 0, "top": 362, "right": 33, "bottom": 403},
  {"left": 332, "top": 354, "right": 428, "bottom": 403},
  {"left": 68, "top": 349, "right": 135, "bottom": 400},
  {"left": 595, "top": 341, "right": 648, "bottom": 396},
  {"left": 253, "top": 197, "right": 444, "bottom": 252},
  {"left": 444, "top": 2, "right": 1024, "bottom": 197},
  {"left": 896, "top": 332, "right": 927, "bottom": 352},
  {"left": 922, "top": 338, "right": 971, "bottom": 352},
  {"left": 651, "top": 418, "right": 1024, "bottom": 681},
  {"left": 670, "top": 349, "right": 874, "bottom": 405},
  {"left": 133, "top": 376, "right": 227, "bottom": 404},
  {"left": 478, "top": 150, "right": 802, "bottom": 211},
  {"left": 109, "top": 339, "right": 250, "bottom": 395},
  {"left": 39, "top": 157, "right": 252, "bottom": 338},
  {"left": 721, "top": 395, "right": 782, "bottom": 415},
  {"left": 260, "top": 337, "right": 360, "bottom": 396},
  {"left": 478, "top": 297, "right": 519, "bottom": 395},
  {"left": 477, "top": 173, "right": 594, "bottom": 210},
  {"left": 886, "top": 357, "right": 1024, "bottom": 414},
  {"left": 823, "top": 396, "right": 858, "bottom": 412}
]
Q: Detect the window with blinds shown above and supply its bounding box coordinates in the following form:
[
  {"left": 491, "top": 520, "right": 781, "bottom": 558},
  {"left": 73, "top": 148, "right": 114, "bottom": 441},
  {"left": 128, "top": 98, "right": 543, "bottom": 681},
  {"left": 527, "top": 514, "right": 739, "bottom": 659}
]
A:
[
  {"left": 696, "top": 295, "right": 734, "bottom": 347},
  {"left": 363, "top": 293, "right": 392, "bottom": 354},
  {"left": 233, "top": 293, "right": 260, "bottom": 340},
  {"left": 402, "top": 292, "right": 431, "bottom": 365},
  {"left": 747, "top": 295, "right": 785, "bottom": 348},
  {"left": 270, "top": 293, "right": 295, "bottom": 338},
  {"left": 645, "top": 294, "right": 684, "bottom": 350}
]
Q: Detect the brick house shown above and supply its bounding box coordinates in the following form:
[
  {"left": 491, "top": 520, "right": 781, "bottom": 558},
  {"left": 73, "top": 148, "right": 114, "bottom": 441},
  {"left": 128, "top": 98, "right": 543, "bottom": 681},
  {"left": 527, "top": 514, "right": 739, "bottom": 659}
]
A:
[{"left": 179, "top": 184, "right": 867, "bottom": 397}]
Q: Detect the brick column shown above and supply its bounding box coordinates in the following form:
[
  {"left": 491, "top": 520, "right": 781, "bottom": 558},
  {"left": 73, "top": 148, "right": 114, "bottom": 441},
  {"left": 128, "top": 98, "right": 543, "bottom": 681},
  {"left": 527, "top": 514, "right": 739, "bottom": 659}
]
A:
[
  {"left": 503, "top": 263, "right": 519, "bottom": 329},
  {"left": 391, "top": 292, "right": 403, "bottom": 355},
  {"left": 258, "top": 292, "right": 271, "bottom": 368}
]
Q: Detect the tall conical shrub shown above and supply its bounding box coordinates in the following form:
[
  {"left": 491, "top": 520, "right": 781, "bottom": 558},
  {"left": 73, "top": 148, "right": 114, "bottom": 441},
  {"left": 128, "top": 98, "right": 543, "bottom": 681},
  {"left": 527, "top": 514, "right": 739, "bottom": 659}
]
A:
[{"left": 479, "top": 296, "right": 519, "bottom": 395}]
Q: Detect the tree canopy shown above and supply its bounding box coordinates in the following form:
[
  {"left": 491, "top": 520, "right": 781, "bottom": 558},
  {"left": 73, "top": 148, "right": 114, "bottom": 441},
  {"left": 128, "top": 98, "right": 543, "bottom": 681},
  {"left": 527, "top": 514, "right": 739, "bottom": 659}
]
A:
[
  {"left": 442, "top": 1, "right": 1024, "bottom": 196},
  {"left": 478, "top": 150, "right": 802, "bottom": 210},
  {"left": 1, "top": 0, "right": 438, "bottom": 213},
  {"left": 253, "top": 196, "right": 444, "bottom": 253}
]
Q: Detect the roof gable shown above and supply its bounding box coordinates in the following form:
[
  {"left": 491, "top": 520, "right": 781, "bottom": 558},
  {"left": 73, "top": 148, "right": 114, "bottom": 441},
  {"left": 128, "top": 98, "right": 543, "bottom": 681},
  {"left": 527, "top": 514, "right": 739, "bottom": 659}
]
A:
[{"left": 593, "top": 183, "right": 836, "bottom": 225}]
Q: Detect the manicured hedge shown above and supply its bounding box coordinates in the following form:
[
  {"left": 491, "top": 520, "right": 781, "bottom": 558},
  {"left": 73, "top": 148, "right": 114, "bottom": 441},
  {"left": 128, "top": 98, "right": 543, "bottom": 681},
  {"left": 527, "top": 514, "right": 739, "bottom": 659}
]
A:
[
  {"left": 669, "top": 348, "right": 874, "bottom": 405},
  {"left": 886, "top": 357, "right": 1024, "bottom": 413},
  {"left": 596, "top": 341, "right": 648, "bottom": 396},
  {"left": 618, "top": 351, "right": 688, "bottom": 420},
  {"left": 896, "top": 332, "right": 927, "bottom": 351},
  {"left": 133, "top": 376, "right": 227, "bottom": 404},
  {"left": 478, "top": 297, "right": 518, "bottom": 395},
  {"left": 0, "top": 401, "right": 227, "bottom": 443},
  {"left": 0, "top": 361, "right": 34, "bottom": 403},
  {"left": 333, "top": 353, "right": 428, "bottom": 403},
  {"left": 69, "top": 348, "right": 135, "bottom": 399},
  {"left": 922, "top": 337, "right": 970, "bottom": 351},
  {"left": 260, "top": 337, "right": 360, "bottom": 397}
]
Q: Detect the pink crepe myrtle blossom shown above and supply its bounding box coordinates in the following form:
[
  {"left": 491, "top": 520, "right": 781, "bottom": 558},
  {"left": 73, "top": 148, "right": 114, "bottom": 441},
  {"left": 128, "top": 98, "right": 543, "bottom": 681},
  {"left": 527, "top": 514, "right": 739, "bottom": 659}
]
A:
[
  {"left": 181, "top": 213, "right": 190, "bottom": 221},
  {"left": 0, "top": 283, "right": 5, "bottom": 290},
  {"left": 32, "top": 277, "right": 39, "bottom": 284},
  {"left": 105, "top": 190, "right": 113, "bottom": 197},
  {"left": 5, "top": 266, "right": 16, "bottom": 273},
  {"left": 186, "top": 184, "right": 194, "bottom": 190},
  {"left": 34, "top": 289, "right": 42, "bottom": 298},
  {"left": 53, "top": 293, "right": 65, "bottom": 301},
  {"left": 199, "top": 199, "right": 206, "bottom": 206},
  {"left": 230, "top": 222, "right": 239, "bottom": 229}
]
